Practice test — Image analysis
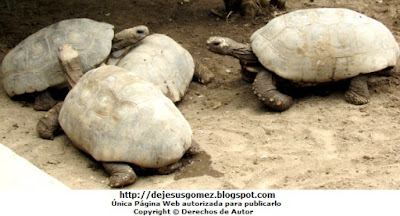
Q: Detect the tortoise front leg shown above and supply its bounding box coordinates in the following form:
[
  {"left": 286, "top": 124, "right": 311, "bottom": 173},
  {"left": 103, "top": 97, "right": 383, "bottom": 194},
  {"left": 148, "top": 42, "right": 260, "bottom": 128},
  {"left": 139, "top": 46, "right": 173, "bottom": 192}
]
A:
[
  {"left": 250, "top": 66, "right": 293, "bottom": 111},
  {"left": 103, "top": 162, "right": 137, "bottom": 188},
  {"left": 344, "top": 74, "right": 369, "bottom": 105},
  {"left": 36, "top": 102, "right": 63, "bottom": 140}
]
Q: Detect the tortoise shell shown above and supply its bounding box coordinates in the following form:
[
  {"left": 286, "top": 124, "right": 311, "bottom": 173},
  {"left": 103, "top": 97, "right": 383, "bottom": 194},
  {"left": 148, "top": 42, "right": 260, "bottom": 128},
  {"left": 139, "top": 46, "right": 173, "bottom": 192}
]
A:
[
  {"left": 250, "top": 8, "right": 400, "bottom": 83},
  {"left": 1, "top": 18, "right": 114, "bottom": 96},
  {"left": 58, "top": 65, "right": 192, "bottom": 168}
]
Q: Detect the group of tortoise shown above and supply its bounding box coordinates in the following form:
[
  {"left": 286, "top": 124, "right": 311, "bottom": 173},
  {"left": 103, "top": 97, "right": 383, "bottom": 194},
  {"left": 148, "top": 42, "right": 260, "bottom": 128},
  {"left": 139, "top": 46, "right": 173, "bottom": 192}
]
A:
[{"left": 1, "top": 8, "right": 399, "bottom": 187}]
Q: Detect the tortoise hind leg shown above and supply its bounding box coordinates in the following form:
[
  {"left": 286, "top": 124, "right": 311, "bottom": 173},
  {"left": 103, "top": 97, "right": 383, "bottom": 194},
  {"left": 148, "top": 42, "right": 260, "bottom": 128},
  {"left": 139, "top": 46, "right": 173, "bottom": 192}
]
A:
[
  {"left": 154, "top": 162, "right": 183, "bottom": 175},
  {"left": 154, "top": 140, "right": 201, "bottom": 174},
  {"left": 102, "top": 162, "right": 137, "bottom": 188},
  {"left": 184, "top": 140, "right": 201, "bottom": 157},
  {"left": 250, "top": 66, "right": 293, "bottom": 111},
  {"left": 344, "top": 75, "right": 369, "bottom": 105}
]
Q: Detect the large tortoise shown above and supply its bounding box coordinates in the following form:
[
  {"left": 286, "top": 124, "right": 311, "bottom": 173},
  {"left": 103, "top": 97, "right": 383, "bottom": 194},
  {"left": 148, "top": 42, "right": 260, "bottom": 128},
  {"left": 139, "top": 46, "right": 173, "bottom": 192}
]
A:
[
  {"left": 207, "top": 8, "right": 400, "bottom": 111},
  {"left": 1, "top": 18, "right": 149, "bottom": 110},
  {"left": 49, "top": 46, "right": 198, "bottom": 187},
  {"left": 111, "top": 34, "right": 196, "bottom": 102}
]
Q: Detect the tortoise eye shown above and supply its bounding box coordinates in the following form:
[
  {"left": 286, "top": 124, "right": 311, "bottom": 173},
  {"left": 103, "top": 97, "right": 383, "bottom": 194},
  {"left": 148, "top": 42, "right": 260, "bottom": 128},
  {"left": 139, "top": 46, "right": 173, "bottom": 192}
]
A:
[
  {"left": 213, "top": 41, "right": 220, "bottom": 46},
  {"left": 137, "top": 30, "right": 145, "bottom": 34}
]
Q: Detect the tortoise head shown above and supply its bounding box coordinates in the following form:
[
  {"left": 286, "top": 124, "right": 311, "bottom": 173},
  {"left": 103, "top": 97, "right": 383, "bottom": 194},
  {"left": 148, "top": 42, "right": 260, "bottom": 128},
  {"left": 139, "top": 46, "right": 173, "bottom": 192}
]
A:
[
  {"left": 206, "top": 36, "right": 233, "bottom": 56},
  {"left": 112, "top": 25, "right": 150, "bottom": 51},
  {"left": 129, "top": 25, "right": 150, "bottom": 41},
  {"left": 207, "top": 36, "right": 256, "bottom": 63}
]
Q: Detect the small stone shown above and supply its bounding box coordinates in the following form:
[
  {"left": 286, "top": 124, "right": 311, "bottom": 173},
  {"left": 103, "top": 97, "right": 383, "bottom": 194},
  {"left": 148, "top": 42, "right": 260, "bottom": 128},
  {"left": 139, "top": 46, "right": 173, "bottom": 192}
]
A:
[
  {"left": 47, "top": 160, "right": 60, "bottom": 165},
  {"left": 212, "top": 101, "right": 222, "bottom": 110}
]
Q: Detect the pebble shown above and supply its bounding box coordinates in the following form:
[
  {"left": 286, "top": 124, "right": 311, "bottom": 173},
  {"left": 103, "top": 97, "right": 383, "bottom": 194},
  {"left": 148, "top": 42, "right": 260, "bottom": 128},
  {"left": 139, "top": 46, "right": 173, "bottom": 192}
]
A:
[{"left": 47, "top": 160, "right": 60, "bottom": 165}]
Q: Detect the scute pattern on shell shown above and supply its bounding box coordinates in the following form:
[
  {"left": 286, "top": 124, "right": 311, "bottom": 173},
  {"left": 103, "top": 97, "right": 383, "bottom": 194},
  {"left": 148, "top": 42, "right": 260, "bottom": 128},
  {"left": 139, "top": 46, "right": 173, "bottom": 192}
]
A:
[
  {"left": 116, "top": 34, "right": 194, "bottom": 102},
  {"left": 1, "top": 18, "right": 114, "bottom": 96},
  {"left": 58, "top": 65, "right": 192, "bottom": 168},
  {"left": 250, "top": 8, "right": 400, "bottom": 83}
]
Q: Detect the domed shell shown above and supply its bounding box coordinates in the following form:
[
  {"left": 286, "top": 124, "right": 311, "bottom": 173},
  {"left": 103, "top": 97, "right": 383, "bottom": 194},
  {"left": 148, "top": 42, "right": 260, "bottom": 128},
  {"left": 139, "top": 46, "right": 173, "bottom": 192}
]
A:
[
  {"left": 250, "top": 8, "right": 400, "bottom": 83},
  {"left": 58, "top": 65, "right": 192, "bottom": 168},
  {"left": 1, "top": 18, "right": 114, "bottom": 97},
  {"left": 116, "top": 34, "right": 194, "bottom": 102}
]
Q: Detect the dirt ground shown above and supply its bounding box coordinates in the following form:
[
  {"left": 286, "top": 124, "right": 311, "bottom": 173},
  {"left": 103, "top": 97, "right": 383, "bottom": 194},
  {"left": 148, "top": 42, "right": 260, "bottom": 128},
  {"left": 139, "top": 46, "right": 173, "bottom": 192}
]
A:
[{"left": 1, "top": 0, "right": 400, "bottom": 189}]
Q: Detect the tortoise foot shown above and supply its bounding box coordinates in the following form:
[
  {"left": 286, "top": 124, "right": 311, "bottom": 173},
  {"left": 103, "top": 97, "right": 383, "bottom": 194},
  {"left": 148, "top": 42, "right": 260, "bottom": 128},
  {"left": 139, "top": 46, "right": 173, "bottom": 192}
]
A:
[
  {"left": 253, "top": 70, "right": 293, "bottom": 111},
  {"left": 36, "top": 102, "right": 63, "bottom": 140},
  {"left": 255, "top": 89, "right": 293, "bottom": 111},
  {"left": 109, "top": 172, "right": 136, "bottom": 188},
  {"left": 345, "top": 75, "right": 369, "bottom": 105},
  {"left": 103, "top": 162, "right": 137, "bottom": 188},
  {"left": 344, "top": 90, "right": 369, "bottom": 105}
]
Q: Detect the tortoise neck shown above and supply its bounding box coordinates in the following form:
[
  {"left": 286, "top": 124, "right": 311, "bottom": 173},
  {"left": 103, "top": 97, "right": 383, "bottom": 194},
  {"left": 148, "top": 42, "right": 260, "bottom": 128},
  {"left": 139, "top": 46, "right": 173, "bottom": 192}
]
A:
[{"left": 228, "top": 40, "right": 258, "bottom": 63}]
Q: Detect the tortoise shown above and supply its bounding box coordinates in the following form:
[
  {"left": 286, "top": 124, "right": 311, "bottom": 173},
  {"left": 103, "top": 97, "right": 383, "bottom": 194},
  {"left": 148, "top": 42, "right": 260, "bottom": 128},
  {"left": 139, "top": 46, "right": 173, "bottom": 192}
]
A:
[
  {"left": 1, "top": 18, "right": 149, "bottom": 111},
  {"left": 110, "top": 33, "right": 196, "bottom": 102},
  {"left": 109, "top": 33, "right": 215, "bottom": 99},
  {"left": 207, "top": 8, "right": 400, "bottom": 111},
  {"left": 41, "top": 45, "right": 199, "bottom": 187}
]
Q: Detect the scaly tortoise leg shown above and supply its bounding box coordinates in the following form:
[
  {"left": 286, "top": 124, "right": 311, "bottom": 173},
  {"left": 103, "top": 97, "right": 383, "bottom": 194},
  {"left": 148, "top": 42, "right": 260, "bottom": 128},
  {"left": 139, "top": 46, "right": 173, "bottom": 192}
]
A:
[
  {"left": 250, "top": 66, "right": 293, "bottom": 111},
  {"left": 103, "top": 162, "right": 137, "bottom": 188},
  {"left": 344, "top": 75, "right": 369, "bottom": 105},
  {"left": 36, "top": 102, "right": 63, "bottom": 140}
]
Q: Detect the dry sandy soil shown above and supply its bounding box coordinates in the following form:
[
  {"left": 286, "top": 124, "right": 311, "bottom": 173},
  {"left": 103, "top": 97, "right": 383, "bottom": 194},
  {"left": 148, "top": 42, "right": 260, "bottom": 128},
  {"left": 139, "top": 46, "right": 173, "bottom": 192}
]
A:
[{"left": 1, "top": 0, "right": 400, "bottom": 189}]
